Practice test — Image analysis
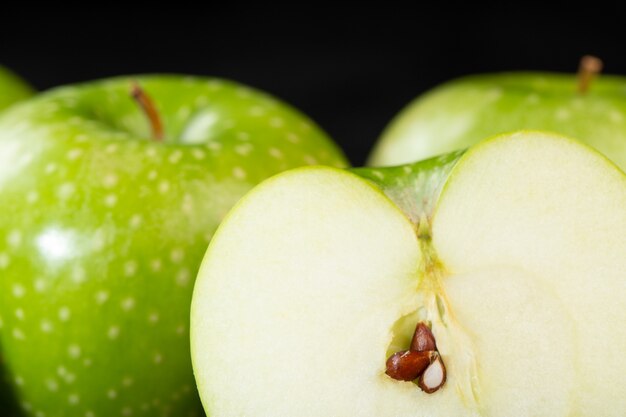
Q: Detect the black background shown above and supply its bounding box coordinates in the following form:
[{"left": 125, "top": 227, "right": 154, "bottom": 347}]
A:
[{"left": 2, "top": 9, "right": 626, "bottom": 165}]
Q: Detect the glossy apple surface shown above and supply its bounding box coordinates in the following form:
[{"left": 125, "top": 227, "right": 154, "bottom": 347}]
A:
[
  {"left": 369, "top": 73, "right": 626, "bottom": 170},
  {"left": 0, "top": 65, "right": 33, "bottom": 417},
  {"left": 0, "top": 66, "right": 33, "bottom": 111},
  {"left": 0, "top": 76, "right": 347, "bottom": 417}
]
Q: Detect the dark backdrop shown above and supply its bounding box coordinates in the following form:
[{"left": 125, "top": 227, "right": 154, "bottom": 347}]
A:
[{"left": 3, "top": 9, "right": 626, "bottom": 165}]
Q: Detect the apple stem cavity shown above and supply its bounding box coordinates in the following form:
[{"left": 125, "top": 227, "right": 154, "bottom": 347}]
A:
[
  {"left": 385, "top": 321, "right": 447, "bottom": 393},
  {"left": 577, "top": 55, "right": 603, "bottom": 94},
  {"left": 130, "top": 81, "right": 165, "bottom": 141}
]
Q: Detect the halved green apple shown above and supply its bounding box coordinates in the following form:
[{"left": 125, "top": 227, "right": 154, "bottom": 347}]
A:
[{"left": 191, "top": 131, "right": 626, "bottom": 416}]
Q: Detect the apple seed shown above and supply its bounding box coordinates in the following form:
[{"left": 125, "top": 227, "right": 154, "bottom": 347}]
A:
[
  {"left": 417, "top": 354, "right": 447, "bottom": 394},
  {"left": 411, "top": 322, "right": 437, "bottom": 352},
  {"left": 385, "top": 350, "right": 434, "bottom": 381}
]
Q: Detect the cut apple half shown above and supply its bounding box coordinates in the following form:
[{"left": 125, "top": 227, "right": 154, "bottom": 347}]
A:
[{"left": 191, "top": 131, "right": 626, "bottom": 416}]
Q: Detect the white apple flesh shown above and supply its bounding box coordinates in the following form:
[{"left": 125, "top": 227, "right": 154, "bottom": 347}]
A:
[{"left": 191, "top": 131, "right": 626, "bottom": 416}]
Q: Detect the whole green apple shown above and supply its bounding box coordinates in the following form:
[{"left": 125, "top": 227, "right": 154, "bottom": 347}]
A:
[
  {"left": 369, "top": 57, "right": 626, "bottom": 170},
  {"left": 0, "top": 66, "right": 34, "bottom": 111},
  {"left": 0, "top": 65, "right": 33, "bottom": 417},
  {"left": 0, "top": 75, "right": 347, "bottom": 417},
  {"left": 192, "top": 131, "right": 626, "bottom": 416}
]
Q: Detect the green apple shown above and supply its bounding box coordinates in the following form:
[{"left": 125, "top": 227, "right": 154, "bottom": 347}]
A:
[
  {"left": 0, "top": 66, "right": 34, "bottom": 111},
  {"left": 191, "top": 131, "right": 626, "bottom": 416},
  {"left": 0, "top": 76, "right": 347, "bottom": 417},
  {"left": 369, "top": 61, "right": 626, "bottom": 170},
  {"left": 0, "top": 65, "right": 33, "bottom": 417}
]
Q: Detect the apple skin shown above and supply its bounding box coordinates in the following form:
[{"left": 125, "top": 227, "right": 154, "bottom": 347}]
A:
[
  {"left": 0, "top": 66, "right": 33, "bottom": 417},
  {"left": 0, "top": 76, "right": 347, "bottom": 417},
  {"left": 0, "top": 66, "right": 34, "bottom": 111},
  {"left": 369, "top": 73, "right": 626, "bottom": 170}
]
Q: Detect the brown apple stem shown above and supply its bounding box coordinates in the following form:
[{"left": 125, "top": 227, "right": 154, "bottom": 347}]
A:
[
  {"left": 130, "top": 82, "right": 164, "bottom": 141},
  {"left": 577, "top": 55, "right": 603, "bottom": 94}
]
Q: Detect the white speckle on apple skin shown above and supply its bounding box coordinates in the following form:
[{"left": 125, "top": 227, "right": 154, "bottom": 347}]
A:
[
  {"left": 68, "top": 344, "right": 81, "bottom": 359},
  {"left": 95, "top": 291, "right": 109, "bottom": 304},
  {"left": 0, "top": 252, "right": 9, "bottom": 268},
  {"left": 107, "top": 326, "right": 120, "bottom": 340},
  {"left": 170, "top": 248, "right": 185, "bottom": 263},
  {"left": 40, "top": 320, "right": 53, "bottom": 333},
  {"left": 12, "top": 328, "right": 25, "bottom": 340},
  {"left": 149, "top": 258, "right": 163, "bottom": 271},
  {"left": 610, "top": 110, "right": 624, "bottom": 124},
  {"left": 206, "top": 141, "right": 222, "bottom": 151},
  {"left": 66, "top": 149, "right": 83, "bottom": 161},
  {"left": 120, "top": 297, "right": 136, "bottom": 311},
  {"left": 68, "top": 393, "right": 80, "bottom": 405},
  {"left": 34, "top": 279, "right": 46, "bottom": 292},
  {"left": 57, "top": 182, "right": 76, "bottom": 200},
  {"left": 124, "top": 260, "right": 138, "bottom": 277},
  {"left": 46, "top": 378, "right": 59, "bottom": 392},
  {"left": 45, "top": 163, "right": 58, "bottom": 174},
  {"left": 555, "top": 108, "right": 571, "bottom": 121},
  {"left": 129, "top": 214, "right": 142, "bottom": 228},
  {"left": 158, "top": 180, "right": 170, "bottom": 193},
  {"left": 269, "top": 117, "right": 284, "bottom": 128},
  {"left": 191, "top": 148, "right": 206, "bottom": 159},
  {"left": 147, "top": 313, "right": 159, "bottom": 324},
  {"left": 249, "top": 105, "right": 265, "bottom": 116},
  {"left": 58, "top": 307, "right": 71, "bottom": 322},
  {"left": 168, "top": 150, "right": 183, "bottom": 164},
  {"left": 26, "top": 190, "right": 39, "bottom": 203},
  {"left": 269, "top": 147, "right": 283, "bottom": 159},
  {"left": 12, "top": 283, "right": 25, "bottom": 298},
  {"left": 175, "top": 269, "right": 191, "bottom": 287},
  {"left": 232, "top": 166, "right": 247, "bottom": 179},
  {"left": 103, "top": 173, "right": 118, "bottom": 188},
  {"left": 7, "top": 230, "right": 22, "bottom": 247},
  {"left": 304, "top": 155, "right": 318, "bottom": 165},
  {"left": 235, "top": 143, "right": 253, "bottom": 156}
]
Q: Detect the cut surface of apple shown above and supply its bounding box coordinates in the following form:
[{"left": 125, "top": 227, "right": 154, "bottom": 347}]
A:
[{"left": 191, "top": 131, "right": 626, "bottom": 416}]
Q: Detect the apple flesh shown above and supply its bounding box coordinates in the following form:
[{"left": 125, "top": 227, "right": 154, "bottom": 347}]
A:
[
  {"left": 369, "top": 72, "right": 626, "bottom": 171},
  {"left": 0, "top": 76, "right": 347, "bottom": 417},
  {"left": 0, "top": 66, "right": 34, "bottom": 111},
  {"left": 191, "top": 131, "right": 626, "bottom": 416}
]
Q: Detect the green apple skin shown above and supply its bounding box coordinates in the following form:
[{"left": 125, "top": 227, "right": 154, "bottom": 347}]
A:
[
  {"left": 0, "top": 65, "right": 33, "bottom": 417},
  {"left": 0, "top": 76, "right": 347, "bottom": 417},
  {"left": 0, "top": 66, "right": 34, "bottom": 112},
  {"left": 369, "top": 73, "right": 626, "bottom": 170}
]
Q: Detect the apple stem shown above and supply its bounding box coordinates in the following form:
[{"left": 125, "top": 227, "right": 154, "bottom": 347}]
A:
[
  {"left": 130, "top": 82, "right": 164, "bottom": 142},
  {"left": 577, "top": 55, "right": 603, "bottom": 94}
]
